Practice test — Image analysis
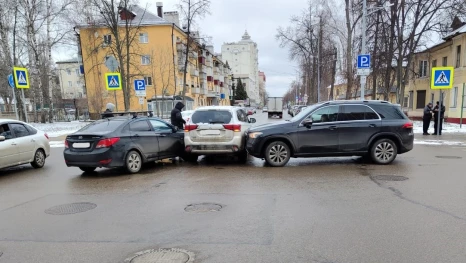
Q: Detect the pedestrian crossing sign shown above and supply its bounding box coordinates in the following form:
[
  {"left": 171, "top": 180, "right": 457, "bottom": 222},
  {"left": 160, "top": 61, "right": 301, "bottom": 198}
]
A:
[
  {"left": 105, "top": 73, "right": 122, "bottom": 90},
  {"left": 431, "top": 67, "right": 454, "bottom": 90},
  {"left": 13, "top": 67, "right": 30, "bottom": 89}
]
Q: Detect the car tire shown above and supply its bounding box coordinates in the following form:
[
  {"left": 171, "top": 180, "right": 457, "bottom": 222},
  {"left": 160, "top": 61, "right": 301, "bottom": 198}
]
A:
[
  {"left": 31, "top": 149, "right": 46, "bottom": 169},
  {"left": 264, "top": 141, "right": 291, "bottom": 167},
  {"left": 79, "top": 167, "right": 96, "bottom": 173},
  {"left": 370, "top": 138, "right": 398, "bottom": 165},
  {"left": 125, "top": 150, "right": 143, "bottom": 173},
  {"left": 237, "top": 150, "right": 248, "bottom": 163}
]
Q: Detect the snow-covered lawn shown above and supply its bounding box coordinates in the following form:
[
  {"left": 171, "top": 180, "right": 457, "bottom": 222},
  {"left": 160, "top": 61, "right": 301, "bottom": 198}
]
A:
[
  {"left": 29, "top": 121, "right": 90, "bottom": 138},
  {"left": 414, "top": 139, "right": 466, "bottom": 146},
  {"left": 413, "top": 121, "right": 466, "bottom": 134}
]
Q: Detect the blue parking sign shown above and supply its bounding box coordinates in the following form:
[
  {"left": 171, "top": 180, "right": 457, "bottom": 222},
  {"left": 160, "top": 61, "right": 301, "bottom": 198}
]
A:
[
  {"left": 134, "top": 79, "right": 146, "bottom": 96},
  {"left": 357, "top": 54, "right": 371, "bottom": 68}
]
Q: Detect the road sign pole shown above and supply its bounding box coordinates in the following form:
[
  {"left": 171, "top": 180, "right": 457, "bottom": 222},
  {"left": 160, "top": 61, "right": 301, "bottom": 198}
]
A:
[
  {"left": 437, "top": 91, "right": 442, "bottom": 135},
  {"left": 21, "top": 89, "right": 28, "bottom": 122},
  {"left": 461, "top": 83, "right": 465, "bottom": 128},
  {"left": 361, "top": 0, "right": 367, "bottom": 100},
  {"left": 8, "top": 74, "right": 19, "bottom": 120},
  {"left": 114, "top": 91, "right": 118, "bottom": 112}
]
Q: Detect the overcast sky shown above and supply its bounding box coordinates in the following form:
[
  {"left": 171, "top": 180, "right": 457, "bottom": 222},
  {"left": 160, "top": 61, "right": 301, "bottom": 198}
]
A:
[{"left": 138, "top": 0, "right": 304, "bottom": 97}]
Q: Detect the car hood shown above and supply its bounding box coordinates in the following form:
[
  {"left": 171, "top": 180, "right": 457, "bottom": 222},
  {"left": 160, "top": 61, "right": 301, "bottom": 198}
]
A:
[{"left": 249, "top": 121, "right": 292, "bottom": 132}]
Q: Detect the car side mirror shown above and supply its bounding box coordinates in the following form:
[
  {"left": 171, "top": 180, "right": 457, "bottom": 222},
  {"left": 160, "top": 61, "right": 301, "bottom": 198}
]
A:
[
  {"left": 249, "top": 118, "right": 256, "bottom": 123},
  {"left": 302, "top": 119, "right": 312, "bottom": 128},
  {"left": 0, "top": 136, "right": 5, "bottom": 142}
]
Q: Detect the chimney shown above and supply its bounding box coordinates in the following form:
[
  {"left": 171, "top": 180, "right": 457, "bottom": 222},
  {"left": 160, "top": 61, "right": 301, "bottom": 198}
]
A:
[
  {"left": 156, "top": 2, "right": 163, "bottom": 18},
  {"left": 163, "top": 11, "right": 180, "bottom": 27}
]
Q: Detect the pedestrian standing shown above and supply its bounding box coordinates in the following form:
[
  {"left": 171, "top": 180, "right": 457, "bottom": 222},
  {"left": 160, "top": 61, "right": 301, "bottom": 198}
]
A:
[
  {"left": 170, "top": 102, "right": 186, "bottom": 130},
  {"left": 433, "top": 101, "right": 445, "bottom": 135},
  {"left": 422, "top": 103, "right": 433, "bottom": 135}
]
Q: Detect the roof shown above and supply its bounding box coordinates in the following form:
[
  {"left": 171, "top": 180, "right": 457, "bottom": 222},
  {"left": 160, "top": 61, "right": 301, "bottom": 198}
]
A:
[
  {"left": 443, "top": 23, "right": 466, "bottom": 40},
  {"left": 82, "top": 5, "right": 175, "bottom": 28}
]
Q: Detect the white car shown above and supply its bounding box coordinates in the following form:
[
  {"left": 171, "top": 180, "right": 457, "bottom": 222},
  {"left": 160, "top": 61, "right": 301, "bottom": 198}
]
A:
[
  {"left": 184, "top": 106, "right": 256, "bottom": 163},
  {"left": 0, "top": 119, "right": 50, "bottom": 170},
  {"left": 181, "top": 110, "right": 194, "bottom": 123}
]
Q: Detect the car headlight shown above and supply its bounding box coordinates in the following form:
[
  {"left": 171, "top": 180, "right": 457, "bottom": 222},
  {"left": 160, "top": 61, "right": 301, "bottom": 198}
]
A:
[{"left": 249, "top": 132, "right": 262, "bottom": 139}]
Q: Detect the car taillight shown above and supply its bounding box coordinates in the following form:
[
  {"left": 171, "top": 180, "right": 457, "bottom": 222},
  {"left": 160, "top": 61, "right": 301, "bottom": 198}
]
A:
[
  {"left": 402, "top": 122, "right": 413, "bottom": 129},
  {"left": 65, "top": 140, "right": 69, "bottom": 148},
  {"left": 96, "top": 137, "right": 120, "bottom": 148},
  {"left": 223, "top": 124, "right": 241, "bottom": 132},
  {"left": 44, "top": 133, "right": 49, "bottom": 140},
  {"left": 184, "top": 124, "right": 198, "bottom": 132}
]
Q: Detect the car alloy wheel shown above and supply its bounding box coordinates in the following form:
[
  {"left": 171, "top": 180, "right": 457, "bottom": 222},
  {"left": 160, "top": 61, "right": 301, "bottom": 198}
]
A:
[
  {"left": 371, "top": 139, "right": 398, "bottom": 165},
  {"left": 126, "top": 150, "right": 142, "bottom": 173},
  {"left": 265, "top": 141, "right": 291, "bottom": 167},
  {"left": 31, "top": 149, "right": 45, "bottom": 168}
]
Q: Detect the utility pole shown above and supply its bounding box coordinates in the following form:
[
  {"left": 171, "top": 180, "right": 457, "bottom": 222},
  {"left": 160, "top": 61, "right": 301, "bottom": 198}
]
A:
[
  {"left": 317, "top": 17, "right": 322, "bottom": 103},
  {"left": 361, "top": 0, "right": 367, "bottom": 100}
]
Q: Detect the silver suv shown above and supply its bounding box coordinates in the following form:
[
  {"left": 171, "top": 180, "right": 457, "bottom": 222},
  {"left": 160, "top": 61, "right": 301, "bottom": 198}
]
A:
[{"left": 184, "top": 106, "right": 256, "bottom": 163}]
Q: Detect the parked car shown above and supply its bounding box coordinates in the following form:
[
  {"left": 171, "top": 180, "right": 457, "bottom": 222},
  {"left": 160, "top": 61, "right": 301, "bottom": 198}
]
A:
[
  {"left": 0, "top": 119, "right": 50, "bottom": 170},
  {"left": 246, "top": 100, "right": 414, "bottom": 167},
  {"left": 288, "top": 105, "right": 298, "bottom": 116},
  {"left": 246, "top": 107, "right": 256, "bottom": 115},
  {"left": 184, "top": 106, "right": 256, "bottom": 163},
  {"left": 181, "top": 110, "right": 194, "bottom": 123},
  {"left": 292, "top": 106, "right": 307, "bottom": 117},
  {"left": 262, "top": 106, "right": 268, "bottom": 112},
  {"left": 295, "top": 106, "right": 307, "bottom": 116},
  {"left": 63, "top": 116, "right": 185, "bottom": 174}
]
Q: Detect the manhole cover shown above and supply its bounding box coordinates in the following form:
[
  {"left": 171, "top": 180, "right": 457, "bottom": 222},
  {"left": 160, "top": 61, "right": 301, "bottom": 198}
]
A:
[
  {"left": 45, "top": 202, "right": 97, "bottom": 215},
  {"left": 435, "top": 156, "right": 462, "bottom": 159},
  {"left": 371, "top": 175, "right": 408, "bottom": 181},
  {"left": 126, "top": 248, "right": 194, "bottom": 263},
  {"left": 185, "top": 203, "right": 222, "bottom": 213}
]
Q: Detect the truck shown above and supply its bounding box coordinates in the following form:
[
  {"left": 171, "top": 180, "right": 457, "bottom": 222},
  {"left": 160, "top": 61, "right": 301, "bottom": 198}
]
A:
[{"left": 267, "top": 97, "right": 283, "bottom": 118}]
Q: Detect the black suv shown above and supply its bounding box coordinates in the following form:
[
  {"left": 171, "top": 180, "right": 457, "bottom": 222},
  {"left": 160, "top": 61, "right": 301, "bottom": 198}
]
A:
[{"left": 246, "top": 101, "right": 414, "bottom": 167}]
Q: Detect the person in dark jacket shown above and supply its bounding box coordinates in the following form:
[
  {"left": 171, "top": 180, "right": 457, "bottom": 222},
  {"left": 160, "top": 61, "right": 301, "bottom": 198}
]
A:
[
  {"left": 433, "top": 101, "right": 445, "bottom": 135},
  {"left": 171, "top": 102, "right": 186, "bottom": 129},
  {"left": 102, "top": 103, "right": 115, "bottom": 119},
  {"left": 422, "top": 103, "right": 433, "bottom": 135}
]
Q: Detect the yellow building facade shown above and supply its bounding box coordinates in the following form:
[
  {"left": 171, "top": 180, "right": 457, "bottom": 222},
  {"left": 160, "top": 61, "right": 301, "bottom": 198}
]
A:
[
  {"left": 406, "top": 23, "right": 466, "bottom": 123},
  {"left": 78, "top": 5, "right": 231, "bottom": 117}
]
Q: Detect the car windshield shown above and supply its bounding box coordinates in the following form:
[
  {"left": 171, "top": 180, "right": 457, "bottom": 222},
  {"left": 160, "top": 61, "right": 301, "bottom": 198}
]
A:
[
  {"left": 181, "top": 111, "right": 193, "bottom": 117},
  {"left": 289, "top": 103, "right": 322, "bottom": 122},
  {"left": 191, "top": 110, "right": 233, "bottom": 124},
  {"left": 77, "top": 119, "right": 126, "bottom": 133}
]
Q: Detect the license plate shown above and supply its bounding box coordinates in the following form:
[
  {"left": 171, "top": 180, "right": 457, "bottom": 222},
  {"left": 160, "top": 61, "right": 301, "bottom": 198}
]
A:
[
  {"left": 73, "top": 142, "right": 90, "bottom": 148},
  {"left": 200, "top": 130, "right": 221, "bottom": 135}
]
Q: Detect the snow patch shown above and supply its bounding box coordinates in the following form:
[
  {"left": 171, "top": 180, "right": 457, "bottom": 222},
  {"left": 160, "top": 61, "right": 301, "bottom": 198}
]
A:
[
  {"left": 414, "top": 139, "right": 466, "bottom": 146},
  {"left": 49, "top": 141, "right": 65, "bottom": 148},
  {"left": 29, "top": 121, "right": 90, "bottom": 138}
]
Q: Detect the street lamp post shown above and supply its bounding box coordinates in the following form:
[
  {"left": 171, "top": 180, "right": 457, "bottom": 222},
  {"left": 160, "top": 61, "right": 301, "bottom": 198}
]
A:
[{"left": 361, "top": 0, "right": 367, "bottom": 100}]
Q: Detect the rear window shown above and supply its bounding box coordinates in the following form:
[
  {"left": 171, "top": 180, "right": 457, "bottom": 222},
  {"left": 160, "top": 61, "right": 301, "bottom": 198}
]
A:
[
  {"left": 78, "top": 120, "right": 125, "bottom": 133},
  {"left": 369, "top": 104, "right": 407, "bottom": 119},
  {"left": 191, "top": 110, "right": 233, "bottom": 124}
]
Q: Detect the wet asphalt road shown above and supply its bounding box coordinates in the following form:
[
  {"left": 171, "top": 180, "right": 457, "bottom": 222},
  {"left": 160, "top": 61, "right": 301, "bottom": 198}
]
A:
[{"left": 1, "top": 111, "right": 466, "bottom": 263}]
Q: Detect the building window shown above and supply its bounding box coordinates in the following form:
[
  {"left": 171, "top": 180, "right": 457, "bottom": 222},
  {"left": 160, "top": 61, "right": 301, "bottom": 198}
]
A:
[
  {"left": 77, "top": 81, "right": 81, "bottom": 87},
  {"left": 442, "top": 56, "right": 447, "bottom": 66},
  {"left": 66, "top": 69, "right": 71, "bottom": 75},
  {"left": 68, "top": 81, "right": 72, "bottom": 87},
  {"left": 456, "top": 45, "right": 461, "bottom": 68},
  {"left": 416, "top": 90, "right": 426, "bottom": 109},
  {"left": 409, "top": 91, "right": 413, "bottom": 109},
  {"left": 451, "top": 86, "right": 458, "bottom": 107},
  {"left": 103, "top": 34, "right": 112, "bottom": 45},
  {"left": 75, "top": 68, "right": 80, "bottom": 75},
  {"left": 139, "top": 33, "right": 148, "bottom": 43},
  {"left": 418, "top": 60, "right": 428, "bottom": 77},
  {"left": 431, "top": 93, "right": 434, "bottom": 104},
  {"left": 141, "top": 55, "right": 150, "bottom": 65},
  {"left": 144, "top": 76, "right": 153, "bottom": 86},
  {"left": 432, "top": 59, "right": 437, "bottom": 67}
]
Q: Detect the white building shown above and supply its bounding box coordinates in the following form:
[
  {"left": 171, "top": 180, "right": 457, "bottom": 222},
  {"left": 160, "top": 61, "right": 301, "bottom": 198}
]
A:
[
  {"left": 56, "top": 59, "right": 86, "bottom": 99},
  {"left": 221, "top": 31, "right": 260, "bottom": 105}
]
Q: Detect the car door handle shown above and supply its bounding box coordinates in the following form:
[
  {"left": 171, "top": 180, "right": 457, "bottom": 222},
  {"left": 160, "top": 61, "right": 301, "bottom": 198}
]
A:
[
  {"left": 133, "top": 134, "right": 140, "bottom": 137},
  {"left": 329, "top": 126, "right": 338, "bottom": 130},
  {"left": 369, "top": 124, "right": 377, "bottom": 127},
  {"left": 156, "top": 134, "right": 166, "bottom": 137}
]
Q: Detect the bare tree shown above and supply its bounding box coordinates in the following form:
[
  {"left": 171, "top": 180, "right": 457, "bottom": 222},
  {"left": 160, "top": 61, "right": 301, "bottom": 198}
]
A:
[
  {"left": 177, "top": 0, "right": 210, "bottom": 106},
  {"left": 87, "top": 0, "right": 148, "bottom": 111},
  {"left": 150, "top": 47, "right": 174, "bottom": 117}
]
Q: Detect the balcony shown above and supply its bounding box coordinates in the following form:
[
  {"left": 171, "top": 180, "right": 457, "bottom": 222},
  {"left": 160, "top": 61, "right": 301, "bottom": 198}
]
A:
[
  {"left": 213, "top": 67, "right": 219, "bottom": 74},
  {"left": 190, "top": 68, "right": 199, "bottom": 77},
  {"left": 205, "top": 60, "right": 212, "bottom": 67},
  {"left": 192, "top": 87, "right": 200, "bottom": 94},
  {"left": 213, "top": 74, "right": 219, "bottom": 81},
  {"left": 207, "top": 76, "right": 213, "bottom": 82},
  {"left": 214, "top": 80, "right": 219, "bottom": 85},
  {"left": 200, "top": 72, "right": 207, "bottom": 81},
  {"left": 200, "top": 67, "right": 207, "bottom": 74},
  {"left": 176, "top": 43, "right": 186, "bottom": 53}
]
